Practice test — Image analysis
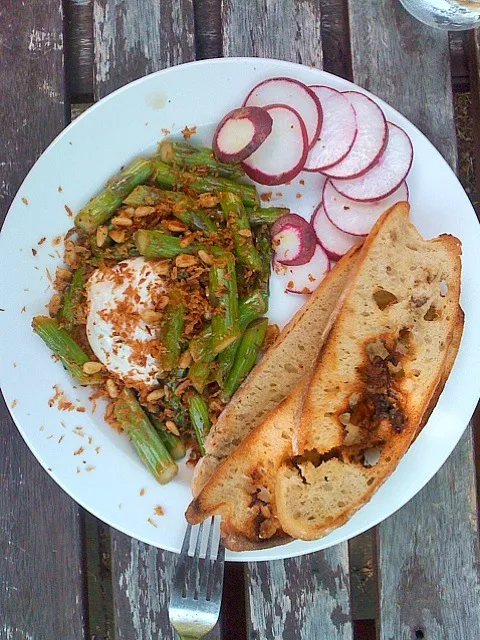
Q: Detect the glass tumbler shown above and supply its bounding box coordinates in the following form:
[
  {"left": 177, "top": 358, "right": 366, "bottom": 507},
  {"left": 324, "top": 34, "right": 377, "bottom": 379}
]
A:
[{"left": 399, "top": 0, "right": 480, "bottom": 30}]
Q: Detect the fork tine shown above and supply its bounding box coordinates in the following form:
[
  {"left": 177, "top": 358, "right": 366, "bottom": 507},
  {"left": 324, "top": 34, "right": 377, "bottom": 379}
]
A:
[
  {"left": 198, "top": 517, "right": 215, "bottom": 600},
  {"left": 186, "top": 520, "right": 204, "bottom": 600},
  {"left": 209, "top": 542, "right": 225, "bottom": 603}
]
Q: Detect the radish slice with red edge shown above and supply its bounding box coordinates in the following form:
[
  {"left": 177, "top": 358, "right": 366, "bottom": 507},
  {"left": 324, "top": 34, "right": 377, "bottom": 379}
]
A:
[
  {"left": 311, "top": 205, "right": 361, "bottom": 261},
  {"left": 242, "top": 104, "right": 308, "bottom": 186},
  {"left": 273, "top": 244, "right": 330, "bottom": 294},
  {"left": 323, "top": 179, "right": 409, "bottom": 236},
  {"left": 213, "top": 106, "right": 273, "bottom": 164},
  {"left": 322, "top": 92, "right": 387, "bottom": 180},
  {"left": 332, "top": 123, "right": 413, "bottom": 202},
  {"left": 304, "top": 86, "right": 357, "bottom": 172},
  {"left": 272, "top": 213, "right": 317, "bottom": 266},
  {"left": 244, "top": 77, "right": 322, "bottom": 149}
]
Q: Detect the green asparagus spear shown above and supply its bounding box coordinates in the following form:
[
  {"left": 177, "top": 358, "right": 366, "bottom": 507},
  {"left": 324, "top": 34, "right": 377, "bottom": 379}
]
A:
[
  {"left": 75, "top": 158, "right": 154, "bottom": 233},
  {"left": 255, "top": 223, "right": 274, "bottom": 280},
  {"left": 58, "top": 266, "right": 85, "bottom": 330},
  {"left": 188, "top": 359, "right": 212, "bottom": 393},
  {"left": 221, "top": 318, "right": 268, "bottom": 401},
  {"left": 217, "top": 289, "right": 268, "bottom": 381},
  {"left": 124, "top": 186, "right": 217, "bottom": 234},
  {"left": 159, "top": 289, "right": 186, "bottom": 371},
  {"left": 188, "top": 393, "right": 211, "bottom": 456},
  {"left": 32, "top": 316, "right": 103, "bottom": 385},
  {"left": 219, "top": 192, "right": 263, "bottom": 273},
  {"left": 89, "top": 234, "right": 140, "bottom": 261},
  {"left": 189, "top": 289, "right": 267, "bottom": 362},
  {"left": 209, "top": 251, "right": 240, "bottom": 354},
  {"left": 134, "top": 230, "right": 225, "bottom": 260},
  {"left": 148, "top": 413, "right": 186, "bottom": 460},
  {"left": 158, "top": 139, "right": 244, "bottom": 179},
  {"left": 152, "top": 159, "right": 260, "bottom": 208},
  {"left": 134, "top": 230, "right": 191, "bottom": 259},
  {"left": 114, "top": 388, "right": 178, "bottom": 483},
  {"left": 246, "top": 206, "right": 290, "bottom": 226}
]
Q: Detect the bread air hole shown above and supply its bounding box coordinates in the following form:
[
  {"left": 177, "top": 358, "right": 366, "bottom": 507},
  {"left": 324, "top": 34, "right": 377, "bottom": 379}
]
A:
[
  {"left": 373, "top": 288, "right": 398, "bottom": 310},
  {"left": 424, "top": 304, "right": 441, "bottom": 321}
]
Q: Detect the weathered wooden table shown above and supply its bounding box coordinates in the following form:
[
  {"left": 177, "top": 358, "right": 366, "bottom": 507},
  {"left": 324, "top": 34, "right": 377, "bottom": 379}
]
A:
[{"left": 1, "top": 2, "right": 480, "bottom": 639}]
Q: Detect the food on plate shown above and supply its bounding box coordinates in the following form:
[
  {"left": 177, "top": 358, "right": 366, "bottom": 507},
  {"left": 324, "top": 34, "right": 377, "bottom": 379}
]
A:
[
  {"left": 304, "top": 86, "right": 357, "bottom": 172},
  {"left": 322, "top": 179, "right": 409, "bottom": 237},
  {"left": 187, "top": 203, "right": 463, "bottom": 550},
  {"left": 273, "top": 244, "right": 330, "bottom": 294},
  {"left": 191, "top": 247, "right": 360, "bottom": 497},
  {"left": 210, "top": 76, "right": 411, "bottom": 280},
  {"left": 242, "top": 105, "right": 308, "bottom": 186},
  {"left": 244, "top": 77, "right": 322, "bottom": 149},
  {"left": 331, "top": 123, "right": 413, "bottom": 202},
  {"left": 212, "top": 106, "right": 273, "bottom": 164},
  {"left": 271, "top": 213, "right": 317, "bottom": 266},
  {"left": 311, "top": 204, "right": 360, "bottom": 261},
  {"left": 321, "top": 92, "right": 388, "bottom": 180},
  {"left": 33, "top": 141, "right": 286, "bottom": 483}
]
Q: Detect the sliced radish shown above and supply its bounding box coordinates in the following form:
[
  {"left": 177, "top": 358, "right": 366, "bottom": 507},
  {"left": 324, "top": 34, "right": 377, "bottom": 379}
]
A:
[
  {"left": 242, "top": 104, "right": 308, "bottom": 186},
  {"left": 272, "top": 214, "right": 316, "bottom": 266},
  {"left": 273, "top": 245, "right": 330, "bottom": 294},
  {"left": 311, "top": 204, "right": 361, "bottom": 260},
  {"left": 322, "top": 92, "right": 387, "bottom": 180},
  {"left": 332, "top": 123, "right": 413, "bottom": 202},
  {"left": 323, "top": 180, "right": 409, "bottom": 236},
  {"left": 213, "top": 106, "right": 273, "bottom": 164},
  {"left": 304, "top": 86, "right": 357, "bottom": 172},
  {"left": 244, "top": 77, "right": 322, "bottom": 149}
]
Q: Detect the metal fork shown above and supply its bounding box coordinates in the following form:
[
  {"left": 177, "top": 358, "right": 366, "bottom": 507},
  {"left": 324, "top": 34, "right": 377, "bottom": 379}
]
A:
[{"left": 169, "top": 517, "right": 225, "bottom": 640}]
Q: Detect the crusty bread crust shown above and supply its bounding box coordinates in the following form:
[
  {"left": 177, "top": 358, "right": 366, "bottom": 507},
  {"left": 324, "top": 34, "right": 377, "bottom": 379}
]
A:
[
  {"left": 191, "top": 245, "right": 361, "bottom": 496},
  {"left": 275, "top": 203, "right": 463, "bottom": 540}
]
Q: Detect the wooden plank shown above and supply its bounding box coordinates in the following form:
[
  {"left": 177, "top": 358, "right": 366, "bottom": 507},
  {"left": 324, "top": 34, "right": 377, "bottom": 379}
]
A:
[
  {"left": 319, "top": 0, "right": 352, "bottom": 80},
  {"left": 110, "top": 532, "right": 221, "bottom": 640},
  {"left": 65, "top": 0, "right": 94, "bottom": 97},
  {"left": 93, "top": 0, "right": 195, "bottom": 99},
  {"left": 468, "top": 28, "right": 480, "bottom": 208},
  {"left": 223, "top": 3, "right": 353, "bottom": 638},
  {"left": 90, "top": 2, "right": 220, "bottom": 639},
  {"left": 247, "top": 548, "right": 353, "bottom": 640},
  {"left": 193, "top": 0, "right": 222, "bottom": 59},
  {"left": 222, "top": 0, "right": 323, "bottom": 67},
  {"left": 0, "top": 3, "right": 87, "bottom": 637},
  {"left": 449, "top": 32, "right": 470, "bottom": 91},
  {"left": 347, "top": 2, "right": 480, "bottom": 638}
]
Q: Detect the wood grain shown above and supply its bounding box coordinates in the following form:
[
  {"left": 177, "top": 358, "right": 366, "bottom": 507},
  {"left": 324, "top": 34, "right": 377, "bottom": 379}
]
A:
[
  {"left": 93, "top": 0, "right": 195, "bottom": 98},
  {"left": 348, "top": 2, "right": 480, "bottom": 638},
  {"left": 65, "top": 0, "right": 94, "bottom": 97},
  {"left": 223, "top": 3, "right": 352, "bottom": 638},
  {"left": 378, "top": 429, "right": 480, "bottom": 640},
  {"left": 468, "top": 28, "right": 480, "bottom": 202},
  {"left": 222, "top": 0, "right": 323, "bottom": 67},
  {"left": 110, "top": 531, "right": 221, "bottom": 640},
  {"left": 247, "top": 547, "right": 353, "bottom": 640},
  {"left": 319, "top": 0, "right": 352, "bottom": 80},
  {"left": 349, "top": 0, "right": 457, "bottom": 169},
  {"left": 194, "top": 0, "right": 222, "bottom": 59},
  {"left": 0, "top": 2, "right": 87, "bottom": 638}
]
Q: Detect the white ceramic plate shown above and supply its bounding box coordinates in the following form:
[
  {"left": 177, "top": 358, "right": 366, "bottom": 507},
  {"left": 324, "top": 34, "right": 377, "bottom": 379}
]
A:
[{"left": 1, "top": 58, "right": 479, "bottom": 562}]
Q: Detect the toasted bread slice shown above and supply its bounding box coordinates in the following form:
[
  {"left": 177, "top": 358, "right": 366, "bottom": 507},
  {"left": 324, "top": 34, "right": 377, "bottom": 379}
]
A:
[
  {"left": 186, "top": 386, "right": 302, "bottom": 548},
  {"left": 275, "top": 203, "right": 463, "bottom": 540},
  {"left": 191, "top": 245, "right": 361, "bottom": 496},
  {"left": 186, "top": 316, "right": 462, "bottom": 551}
]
